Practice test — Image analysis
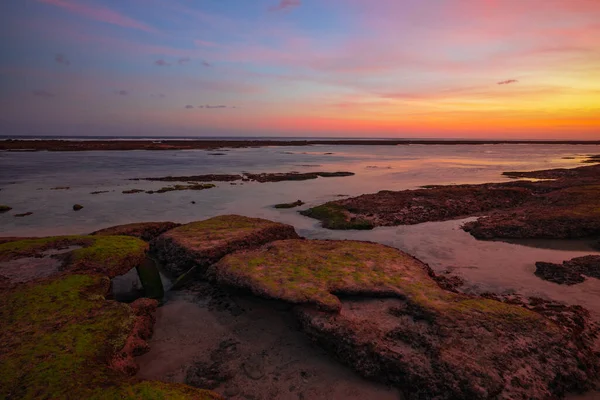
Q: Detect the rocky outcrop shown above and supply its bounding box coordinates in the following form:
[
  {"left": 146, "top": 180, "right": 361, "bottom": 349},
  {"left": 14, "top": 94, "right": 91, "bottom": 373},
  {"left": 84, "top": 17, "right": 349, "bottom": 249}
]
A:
[
  {"left": 0, "top": 238, "right": 222, "bottom": 399},
  {"left": 208, "top": 239, "right": 599, "bottom": 399},
  {"left": 535, "top": 255, "right": 600, "bottom": 285},
  {"left": 92, "top": 221, "right": 181, "bottom": 241},
  {"left": 301, "top": 163, "right": 600, "bottom": 240},
  {"left": 138, "top": 171, "right": 355, "bottom": 184},
  {"left": 151, "top": 215, "right": 299, "bottom": 277}
]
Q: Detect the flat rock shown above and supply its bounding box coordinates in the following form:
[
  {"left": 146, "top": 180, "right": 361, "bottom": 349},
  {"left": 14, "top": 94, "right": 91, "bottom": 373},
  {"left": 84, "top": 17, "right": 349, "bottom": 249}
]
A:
[
  {"left": 301, "top": 163, "right": 600, "bottom": 240},
  {"left": 92, "top": 221, "right": 181, "bottom": 241},
  {"left": 151, "top": 215, "right": 299, "bottom": 277},
  {"left": 211, "top": 239, "right": 598, "bottom": 399}
]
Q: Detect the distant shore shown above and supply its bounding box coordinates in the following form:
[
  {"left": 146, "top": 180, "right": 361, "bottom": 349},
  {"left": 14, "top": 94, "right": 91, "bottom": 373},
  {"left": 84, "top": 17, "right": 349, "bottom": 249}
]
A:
[{"left": 2, "top": 138, "right": 600, "bottom": 151}]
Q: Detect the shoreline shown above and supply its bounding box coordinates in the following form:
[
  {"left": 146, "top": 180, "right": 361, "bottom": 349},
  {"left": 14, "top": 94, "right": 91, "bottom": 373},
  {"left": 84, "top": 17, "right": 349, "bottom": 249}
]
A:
[{"left": 2, "top": 138, "right": 600, "bottom": 152}]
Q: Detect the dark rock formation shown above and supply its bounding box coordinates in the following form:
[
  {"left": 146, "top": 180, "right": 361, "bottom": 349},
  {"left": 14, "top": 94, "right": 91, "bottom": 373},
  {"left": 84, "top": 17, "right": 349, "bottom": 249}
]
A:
[
  {"left": 273, "top": 200, "right": 305, "bottom": 209},
  {"left": 73, "top": 204, "right": 83, "bottom": 211},
  {"left": 535, "top": 255, "right": 600, "bottom": 285}
]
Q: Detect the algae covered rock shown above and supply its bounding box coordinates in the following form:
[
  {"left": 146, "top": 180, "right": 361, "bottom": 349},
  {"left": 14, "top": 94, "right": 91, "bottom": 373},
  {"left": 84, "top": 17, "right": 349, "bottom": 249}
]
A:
[
  {"left": 152, "top": 215, "right": 299, "bottom": 277},
  {"left": 0, "top": 205, "right": 12, "bottom": 213},
  {"left": 92, "top": 221, "right": 181, "bottom": 241},
  {"left": 211, "top": 239, "right": 434, "bottom": 312},
  {"left": 211, "top": 239, "right": 599, "bottom": 399},
  {"left": 0, "top": 234, "right": 222, "bottom": 399},
  {"left": 0, "top": 235, "right": 148, "bottom": 278}
]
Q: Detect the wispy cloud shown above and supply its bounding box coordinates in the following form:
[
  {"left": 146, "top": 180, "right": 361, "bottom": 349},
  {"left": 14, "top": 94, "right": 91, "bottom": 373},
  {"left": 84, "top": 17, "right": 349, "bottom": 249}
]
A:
[
  {"left": 202, "top": 60, "right": 212, "bottom": 67},
  {"left": 32, "top": 90, "right": 56, "bottom": 98},
  {"left": 54, "top": 53, "right": 70, "bottom": 66},
  {"left": 37, "top": 0, "right": 154, "bottom": 32},
  {"left": 154, "top": 59, "right": 171, "bottom": 66},
  {"left": 498, "top": 79, "right": 519, "bottom": 85},
  {"left": 114, "top": 89, "right": 128, "bottom": 96},
  {"left": 177, "top": 57, "right": 191, "bottom": 65},
  {"left": 269, "top": 0, "right": 301, "bottom": 12},
  {"left": 185, "top": 105, "right": 194, "bottom": 109},
  {"left": 196, "top": 105, "right": 235, "bottom": 109}
]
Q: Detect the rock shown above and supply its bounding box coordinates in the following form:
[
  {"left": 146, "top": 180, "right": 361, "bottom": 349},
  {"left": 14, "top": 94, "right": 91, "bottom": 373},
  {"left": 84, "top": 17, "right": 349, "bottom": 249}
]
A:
[
  {"left": 92, "top": 221, "right": 181, "bottom": 241},
  {"left": 210, "top": 239, "right": 598, "bottom": 399},
  {"left": 302, "top": 163, "right": 600, "bottom": 239},
  {"left": 242, "top": 354, "right": 266, "bottom": 380},
  {"left": 146, "top": 184, "right": 215, "bottom": 194},
  {"left": 151, "top": 215, "right": 299, "bottom": 277},
  {"left": 73, "top": 204, "right": 83, "bottom": 211},
  {"left": 273, "top": 200, "right": 305, "bottom": 209},
  {"left": 122, "top": 189, "right": 145, "bottom": 194},
  {"left": 535, "top": 255, "right": 600, "bottom": 285},
  {"left": 0, "top": 205, "right": 12, "bottom": 213},
  {"left": 211, "top": 239, "right": 438, "bottom": 312},
  {"left": 296, "top": 296, "right": 598, "bottom": 400},
  {"left": 14, "top": 212, "right": 33, "bottom": 217}
]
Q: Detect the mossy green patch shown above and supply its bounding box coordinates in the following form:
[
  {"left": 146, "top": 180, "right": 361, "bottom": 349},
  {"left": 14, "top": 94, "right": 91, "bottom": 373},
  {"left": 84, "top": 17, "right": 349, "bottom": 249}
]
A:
[
  {"left": 0, "top": 235, "right": 148, "bottom": 277},
  {"left": 0, "top": 274, "right": 132, "bottom": 399},
  {"left": 0, "top": 205, "right": 12, "bottom": 213},
  {"left": 213, "top": 239, "right": 547, "bottom": 327},
  {"left": 0, "top": 257, "right": 222, "bottom": 399},
  {"left": 300, "top": 204, "right": 373, "bottom": 230},
  {"left": 167, "top": 215, "right": 288, "bottom": 249}
]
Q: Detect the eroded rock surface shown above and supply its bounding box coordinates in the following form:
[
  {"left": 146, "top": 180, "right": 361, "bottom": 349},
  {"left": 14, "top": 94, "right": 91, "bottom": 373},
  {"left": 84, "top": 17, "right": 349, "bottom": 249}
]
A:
[
  {"left": 535, "top": 255, "right": 600, "bottom": 285},
  {"left": 151, "top": 215, "right": 299, "bottom": 277},
  {"left": 209, "top": 239, "right": 599, "bottom": 399},
  {"left": 301, "top": 162, "right": 600, "bottom": 240}
]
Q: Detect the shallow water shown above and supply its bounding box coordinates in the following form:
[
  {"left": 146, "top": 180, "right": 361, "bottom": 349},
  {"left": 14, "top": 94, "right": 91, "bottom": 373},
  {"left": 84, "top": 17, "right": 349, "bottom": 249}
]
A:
[{"left": 3, "top": 144, "right": 600, "bottom": 398}]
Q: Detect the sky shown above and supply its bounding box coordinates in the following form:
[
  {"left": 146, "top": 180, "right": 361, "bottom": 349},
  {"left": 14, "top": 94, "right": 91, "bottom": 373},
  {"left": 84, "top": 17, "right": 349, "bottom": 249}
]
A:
[{"left": 1, "top": 0, "right": 599, "bottom": 139}]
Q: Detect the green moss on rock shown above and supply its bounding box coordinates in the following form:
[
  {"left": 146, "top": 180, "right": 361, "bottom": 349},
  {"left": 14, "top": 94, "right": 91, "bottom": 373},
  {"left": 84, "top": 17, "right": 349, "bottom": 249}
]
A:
[
  {"left": 0, "top": 205, "right": 12, "bottom": 213},
  {"left": 0, "top": 235, "right": 148, "bottom": 278},
  {"left": 152, "top": 215, "right": 299, "bottom": 277},
  {"left": 211, "top": 239, "right": 547, "bottom": 323},
  {"left": 300, "top": 204, "right": 373, "bottom": 230}
]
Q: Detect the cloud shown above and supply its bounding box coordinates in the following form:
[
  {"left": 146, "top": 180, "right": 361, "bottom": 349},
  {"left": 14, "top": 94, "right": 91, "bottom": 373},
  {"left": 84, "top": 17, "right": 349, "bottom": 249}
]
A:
[
  {"left": 115, "top": 89, "right": 128, "bottom": 95},
  {"left": 55, "top": 53, "right": 70, "bottom": 66},
  {"left": 202, "top": 61, "right": 212, "bottom": 67},
  {"left": 197, "top": 105, "right": 235, "bottom": 109},
  {"left": 177, "top": 57, "right": 191, "bottom": 65},
  {"left": 497, "top": 79, "right": 519, "bottom": 85},
  {"left": 32, "top": 90, "right": 56, "bottom": 98},
  {"left": 269, "top": 0, "right": 301, "bottom": 12},
  {"left": 37, "top": 0, "right": 154, "bottom": 32},
  {"left": 154, "top": 59, "right": 171, "bottom": 66},
  {"left": 151, "top": 93, "right": 166, "bottom": 98},
  {"left": 185, "top": 105, "right": 194, "bottom": 109}
]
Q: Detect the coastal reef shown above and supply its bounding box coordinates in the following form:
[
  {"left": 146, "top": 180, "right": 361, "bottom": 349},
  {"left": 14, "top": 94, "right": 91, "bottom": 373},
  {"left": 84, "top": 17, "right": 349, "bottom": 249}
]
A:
[
  {"left": 151, "top": 215, "right": 299, "bottom": 277},
  {"left": 137, "top": 171, "right": 354, "bottom": 184},
  {"left": 210, "top": 239, "right": 599, "bottom": 399},
  {"left": 0, "top": 234, "right": 222, "bottom": 399},
  {"left": 301, "top": 162, "right": 600, "bottom": 240},
  {"left": 535, "top": 255, "right": 600, "bottom": 285}
]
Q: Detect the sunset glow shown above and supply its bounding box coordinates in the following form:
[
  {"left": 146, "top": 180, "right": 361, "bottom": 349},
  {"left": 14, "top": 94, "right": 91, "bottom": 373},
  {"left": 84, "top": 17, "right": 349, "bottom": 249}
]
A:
[{"left": 1, "top": 0, "right": 599, "bottom": 138}]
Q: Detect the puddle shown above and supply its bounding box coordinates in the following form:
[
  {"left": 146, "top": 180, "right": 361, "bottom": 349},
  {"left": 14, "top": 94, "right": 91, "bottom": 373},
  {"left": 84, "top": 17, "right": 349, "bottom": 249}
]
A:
[
  {"left": 136, "top": 285, "right": 403, "bottom": 400},
  {"left": 0, "top": 245, "right": 81, "bottom": 283}
]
